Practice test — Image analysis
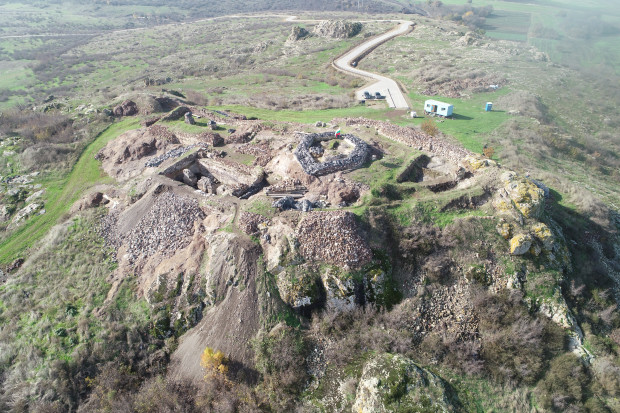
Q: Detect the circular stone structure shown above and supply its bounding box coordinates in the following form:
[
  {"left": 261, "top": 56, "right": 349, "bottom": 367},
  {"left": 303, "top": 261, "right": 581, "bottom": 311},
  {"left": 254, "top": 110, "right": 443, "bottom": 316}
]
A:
[{"left": 294, "top": 132, "right": 369, "bottom": 176}]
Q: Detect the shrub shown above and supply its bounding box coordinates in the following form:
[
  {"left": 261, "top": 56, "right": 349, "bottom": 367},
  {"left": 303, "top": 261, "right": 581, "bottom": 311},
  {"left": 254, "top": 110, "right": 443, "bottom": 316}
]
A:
[
  {"left": 253, "top": 325, "right": 308, "bottom": 391},
  {"left": 200, "top": 347, "right": 229, "bottom": 377},
  {"left": 482, "top": 145, "right": 495, "bottom": 158},
  {"left": 421, "top": 119, "right": 439, "bottom": 136},
  {"left": 536, "top": 353, "right": 589, "bottom": 411},
  {"left": 474, "top": 289, "right": 565, "bottom": 384}
]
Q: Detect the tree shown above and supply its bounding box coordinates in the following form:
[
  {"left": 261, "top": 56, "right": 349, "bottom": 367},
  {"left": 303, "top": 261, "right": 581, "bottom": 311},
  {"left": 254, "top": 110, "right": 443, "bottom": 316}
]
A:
[{"left": 200, "top": 347, "right": 228, "bottom": 377}]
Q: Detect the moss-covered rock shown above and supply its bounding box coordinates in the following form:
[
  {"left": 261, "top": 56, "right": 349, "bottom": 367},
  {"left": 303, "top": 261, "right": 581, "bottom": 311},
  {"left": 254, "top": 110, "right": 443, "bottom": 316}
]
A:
[
  {"left": 352, "top": 353, "right": 455, "bottom": 413},
  {"left": 463, "top": 155, "right": 497, "bottom": 170},
  {"left": 276, "top": 266, "right": 321, "bottom": 309},
  {"left": 500, "top": 172, "right": 545, "bottom": 219},
  {"left": 496, "top": 221, "right": 513, "bottom": 239},
  {"left": 532, "top": 222, "right": 554, "bottom": 251},
  {"left": 510, "top": 233, "right": 533, "bottom": 255},
  {"left": 321, "top": 269, "right": 357, "bottom": 311}
]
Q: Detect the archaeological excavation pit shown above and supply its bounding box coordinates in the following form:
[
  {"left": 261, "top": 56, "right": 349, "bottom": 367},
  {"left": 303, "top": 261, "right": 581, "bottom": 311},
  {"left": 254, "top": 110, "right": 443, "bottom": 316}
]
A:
[
  {"left": 396, "top": 154, "right": 468, "bottom": 193},
  {"left": 159, "top": 151, "right": 266, "bottom": 198}
]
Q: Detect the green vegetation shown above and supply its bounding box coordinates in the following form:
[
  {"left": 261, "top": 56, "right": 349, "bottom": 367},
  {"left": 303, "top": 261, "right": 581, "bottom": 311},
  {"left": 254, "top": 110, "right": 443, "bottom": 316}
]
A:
[
  {"left": 0, "top": 1, "right": 619, "bottom": 412},
  {"left": 408, "top": 90, "right": 511, "bottom": 154},
  {"left": 0, "top": 118, "right": 140, "bottom": 264},
  {"left": 0, "top": 210, "right": 157, "bottom": 410}
]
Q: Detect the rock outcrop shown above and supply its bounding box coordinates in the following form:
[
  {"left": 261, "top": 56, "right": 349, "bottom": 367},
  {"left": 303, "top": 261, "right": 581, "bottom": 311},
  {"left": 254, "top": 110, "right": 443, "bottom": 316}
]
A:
[
  {"left": 313, "top": 20, "right": 362, "bottom": 39},
  {"left": 112, "top": 100, "right": 138, "bottom": 117},
  {"left": 288, "top": 25, "right": 310, "bottom": 41},
  {"left": 509, "top": 233, "right": 533, "bottom": 255},
  {"left": 353, "top": 353, "right": 455, "bottom": 413},
  {"left": 499, "top": 172, "right": 545, "bottom": 219}
]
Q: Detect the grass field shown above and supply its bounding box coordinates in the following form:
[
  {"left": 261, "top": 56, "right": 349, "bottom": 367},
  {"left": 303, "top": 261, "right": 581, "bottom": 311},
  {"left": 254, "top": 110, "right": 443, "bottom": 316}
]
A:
[
  {"left": 0, "top": 118, "right": 140, "bottom": 265},
  {"left": 407, "top": 89, "right": 511, "bottom": 154},
  {"left": 483, "top": 10, "right": 531, "bottom": 42}
]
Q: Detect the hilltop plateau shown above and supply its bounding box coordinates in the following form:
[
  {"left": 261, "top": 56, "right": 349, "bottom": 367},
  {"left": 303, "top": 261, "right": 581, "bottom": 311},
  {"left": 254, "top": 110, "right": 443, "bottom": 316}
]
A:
[{"left": 0, "top": 1, "right": 619, "bottom": 412}]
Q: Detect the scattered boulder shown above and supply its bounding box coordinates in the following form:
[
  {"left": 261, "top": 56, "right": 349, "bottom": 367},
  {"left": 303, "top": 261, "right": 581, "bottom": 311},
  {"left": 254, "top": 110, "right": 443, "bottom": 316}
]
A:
[
  {"left": 112, "top": 100, "right": 138, "bottom": 117},
  {"left": 272, "top": 196, "right": 296, "bottom": 211},
  {"left": 184, "top": 112, "right": 195, "bottom": 125},
  {"left": 11, "top": 203, "right": 42, "bottom": 225},
  {"left": 510, "top": 233, "right": 533, "bottom": 255},
  {"left": 353, "top": 353, "right": 455, "bottom": 413},
  {"left": 7, "top": 187, "right": 25, "bottom": 201},
  {"left": 182, "top": 169, "right": 198, "bottom": 187},
  {"left": 197, "top": 176, "right": 216, "bottom": 194},
  {"left": 298, "top": 199, "right": 313, "bottom": 212},
  {"left": 25, "top": 189, "right": 45, "bottom": 203},
  {"left": 313, "top": 20, "right": 362, "bottom": 39},
  {"left": 454, "top": 31, "right": 484, "bottom": 47},
  {"left": 0, "top": 205, "right": 10, "bottom": 222}
]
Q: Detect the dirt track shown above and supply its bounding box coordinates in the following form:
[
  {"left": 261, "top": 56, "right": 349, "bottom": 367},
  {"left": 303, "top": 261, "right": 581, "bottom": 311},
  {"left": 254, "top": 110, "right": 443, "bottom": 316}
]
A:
[{"left": 333, "top": 20, "right": 413, "bottom": 109}]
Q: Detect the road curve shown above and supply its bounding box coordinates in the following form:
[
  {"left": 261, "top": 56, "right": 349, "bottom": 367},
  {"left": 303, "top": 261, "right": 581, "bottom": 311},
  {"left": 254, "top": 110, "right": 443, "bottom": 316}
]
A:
[{"left": 334, "top": 21, "right": 413, "bottom": 109}]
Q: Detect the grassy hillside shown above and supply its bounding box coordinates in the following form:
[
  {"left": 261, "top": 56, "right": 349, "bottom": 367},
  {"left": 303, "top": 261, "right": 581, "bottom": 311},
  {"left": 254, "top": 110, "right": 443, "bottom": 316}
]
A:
[{"left": 0, "top": 118, "right": 140, "bottom": 264}]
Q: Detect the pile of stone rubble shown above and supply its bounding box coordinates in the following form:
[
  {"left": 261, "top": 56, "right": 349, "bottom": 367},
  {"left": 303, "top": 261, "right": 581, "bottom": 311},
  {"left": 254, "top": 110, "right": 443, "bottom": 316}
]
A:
[
  {"left": 238, "top": 211, "right": 270, "bottom": 235},
  {"left": 296, "top": 211, "right": 372, "bottom": 269},
  {"left": 103, "top": 192, "right": 205, "bottom": 264}
]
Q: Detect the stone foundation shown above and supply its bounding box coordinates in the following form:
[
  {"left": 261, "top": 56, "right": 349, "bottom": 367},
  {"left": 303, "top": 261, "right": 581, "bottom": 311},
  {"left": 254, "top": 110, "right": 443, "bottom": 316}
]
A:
[{"left": 294, "top": 132, "right": 369, "bottom": 176}]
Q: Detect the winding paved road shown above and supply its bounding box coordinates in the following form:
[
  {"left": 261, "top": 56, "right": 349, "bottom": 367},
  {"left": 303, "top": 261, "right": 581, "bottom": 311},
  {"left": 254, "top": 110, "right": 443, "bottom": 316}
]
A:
[{"left": 334, "top": 21, "right": 413, "bottom": 109}]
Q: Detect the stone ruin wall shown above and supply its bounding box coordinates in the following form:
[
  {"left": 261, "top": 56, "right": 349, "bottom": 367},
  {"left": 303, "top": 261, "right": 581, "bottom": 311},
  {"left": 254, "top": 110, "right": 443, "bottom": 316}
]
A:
[
  {"left": 335, "top": 117, "right": 474, "bottom": 166},
  {"left": 294, "top": 132, "right": 370, "bottom": 176}
]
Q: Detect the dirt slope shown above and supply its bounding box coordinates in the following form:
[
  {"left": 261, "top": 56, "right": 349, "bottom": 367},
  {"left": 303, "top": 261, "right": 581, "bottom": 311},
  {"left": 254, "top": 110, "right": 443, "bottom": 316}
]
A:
[{"left": 168, "top": 233, "right": 262, "bottom": 384}]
